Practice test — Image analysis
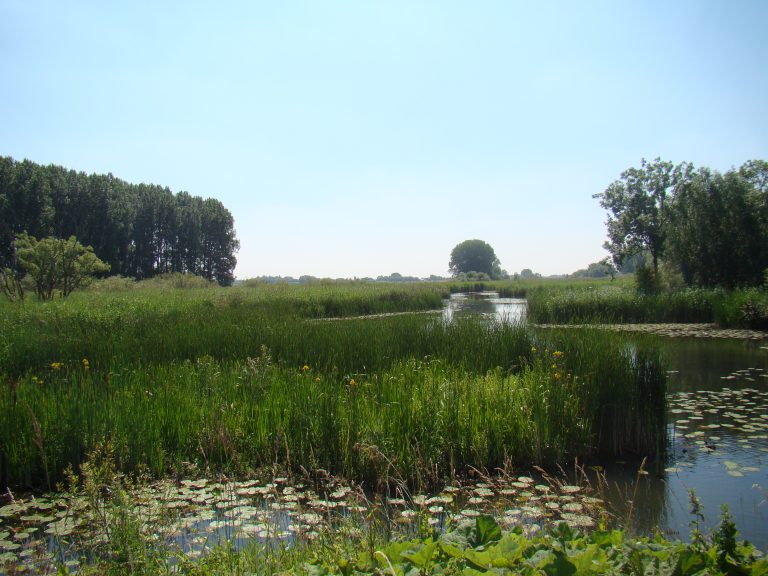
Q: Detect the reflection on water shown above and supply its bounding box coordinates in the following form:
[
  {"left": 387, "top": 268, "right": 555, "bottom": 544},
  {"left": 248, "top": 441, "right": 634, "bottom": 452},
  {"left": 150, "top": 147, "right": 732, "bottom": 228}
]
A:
[
  {"left": 445, "top": 291, "right": 768, "bottom": 548},
  {"left": 623, "top": 340, "right": 768, "bottom": 548},
  {"left": 442, "top": 292, "right": 527, "bottom": 323}
]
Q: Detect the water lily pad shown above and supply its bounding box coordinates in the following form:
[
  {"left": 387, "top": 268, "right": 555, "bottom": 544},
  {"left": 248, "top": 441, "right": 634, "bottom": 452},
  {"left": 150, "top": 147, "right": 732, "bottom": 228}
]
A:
[
  {"left": 560, "top": 485, "right": 581, "bottom": 494},
  {"left": 560, "top": 512, "right": 594, "bottom": 527},
  {"left": 0, "top": 552, "right": 19, "bottom": 563}
]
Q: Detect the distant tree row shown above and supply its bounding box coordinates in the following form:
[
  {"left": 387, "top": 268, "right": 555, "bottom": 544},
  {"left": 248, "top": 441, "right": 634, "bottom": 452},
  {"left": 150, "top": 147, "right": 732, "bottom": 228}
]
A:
[
  {"left": 595, "top": 159, "right": 768, "bottom": 290},
  {"left": 0, "top": 157, "right": 239, "bottom": 286}
]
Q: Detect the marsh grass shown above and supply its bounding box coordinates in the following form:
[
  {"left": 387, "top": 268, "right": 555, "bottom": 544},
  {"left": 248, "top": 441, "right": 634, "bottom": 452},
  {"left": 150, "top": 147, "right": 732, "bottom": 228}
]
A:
[
  {"left": 0, "top": 325, "right": 665, "bottom": 490},
  {"left": 526, "top": 285, "right": 720, "bottom": 324},
  {"left": 524, "top": 280, "right": 768, "bottom": 329},
  {"left": 0, "top": 283, "right": 444, "bottom": 377},
  {"left": 0, "top": 282, "right": 667, "bottom": 492}
]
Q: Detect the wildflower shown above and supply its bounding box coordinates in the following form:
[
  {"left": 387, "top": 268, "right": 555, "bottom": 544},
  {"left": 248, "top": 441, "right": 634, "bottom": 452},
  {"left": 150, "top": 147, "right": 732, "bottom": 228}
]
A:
[
  {"left": 82, "top": 358, "right": 90, "bottom": 370},
  {"left": 301, "top": 364, "right": 310, "bottom": 372},
  {"left": 531, "top": 347, "right": 537, "bottom": 353},
  {"left": 314, "top": 377, "right": 321, "bottom": 383},
  {"left": 32, "top": 376, "right": 43, "bottom": 385},
  {"left": 552, "top": 351, "right": 564, "bottom": 358},
  {"left": 50, "top": 362, "right": 64, "bottom": 370},
  {"left": 349, "top": 379, "right": 356, "bottom": 387}
]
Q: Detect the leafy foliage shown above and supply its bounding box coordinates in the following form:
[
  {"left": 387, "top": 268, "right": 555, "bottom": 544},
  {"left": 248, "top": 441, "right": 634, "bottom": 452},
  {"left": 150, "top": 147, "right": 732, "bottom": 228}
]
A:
[
  {"left": 14, "top": 233, "right": 110, "bottom": 300},
  {"left": 449, "top": 239, "right": 502, "bottom": 279},
  {"left": 596, "top": 158, "right": 768, "bottom": 290},
  {"left": 300, "top": 515, "right": 767, "bottom": 576},
  {"left": 594, "top": 158, "right": 685, "bottom": 280},
  {"left": 668, "top": 165, "right": 768, "bottom": 288},
  {"left": 0, "top": 156, "right": 239, "bottom": 285}
]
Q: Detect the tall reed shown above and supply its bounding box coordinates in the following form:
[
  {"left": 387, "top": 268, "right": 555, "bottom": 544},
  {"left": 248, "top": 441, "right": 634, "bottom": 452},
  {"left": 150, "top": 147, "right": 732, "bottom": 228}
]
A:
[{"left": 0, "top": 321, "right": 665, "bottom": 490}]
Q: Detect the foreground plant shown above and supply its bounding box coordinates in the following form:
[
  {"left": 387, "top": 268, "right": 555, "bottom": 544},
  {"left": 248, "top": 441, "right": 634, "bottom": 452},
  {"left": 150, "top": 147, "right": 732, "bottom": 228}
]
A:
[{"left": 46, "top": 514, "right": 767, "bottom": 575}]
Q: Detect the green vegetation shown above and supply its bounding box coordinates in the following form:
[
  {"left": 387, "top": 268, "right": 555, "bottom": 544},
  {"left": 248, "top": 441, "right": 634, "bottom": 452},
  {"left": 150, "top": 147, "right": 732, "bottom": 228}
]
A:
[
  {"left": 3, "top": 461, "right": 764, "bottom": 576},
  {"left": 522, "top": 281, "right": 768, "bottom": 329},
  {"left": 11, "top": 232, "right": 110, "bottom": 300},
  {"left": 595, "top": 158, "right": 768, "bottom": 291},
  {"left": 0, "top": 156, "right": 239, "bottom": 285},
  {"left": 449, "top": 239, "right": 504, "bottom": 279},
  {"left": 0, "top": 282, "right": 665, "bottom": 491}
]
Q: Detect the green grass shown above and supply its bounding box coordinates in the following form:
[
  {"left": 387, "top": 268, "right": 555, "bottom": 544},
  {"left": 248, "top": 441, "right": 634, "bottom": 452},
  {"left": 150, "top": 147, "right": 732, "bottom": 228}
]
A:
[
  {"left": 0, "top": 282, "right": 667, "bottom": 491},
  {"left": 526, "top": 285, "right": 719, "bottom": 324},
  {"left": 524, "top": 282, "right": 768, "bottom": 328}
]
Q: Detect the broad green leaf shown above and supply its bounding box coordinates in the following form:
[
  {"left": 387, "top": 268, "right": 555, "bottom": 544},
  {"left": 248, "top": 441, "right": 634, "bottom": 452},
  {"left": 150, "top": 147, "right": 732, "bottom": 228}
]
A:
[
  {"left": 401, "top": 540, "right": 438, "bottom": 569},
  {"left": 474, "top": 515, "right": 502, "bottom": 548}
]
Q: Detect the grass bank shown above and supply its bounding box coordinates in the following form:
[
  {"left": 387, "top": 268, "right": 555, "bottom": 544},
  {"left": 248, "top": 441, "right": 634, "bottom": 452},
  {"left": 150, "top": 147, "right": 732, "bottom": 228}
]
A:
[{"left": 526, "top": 282, "right": 768, "bottom": 329}]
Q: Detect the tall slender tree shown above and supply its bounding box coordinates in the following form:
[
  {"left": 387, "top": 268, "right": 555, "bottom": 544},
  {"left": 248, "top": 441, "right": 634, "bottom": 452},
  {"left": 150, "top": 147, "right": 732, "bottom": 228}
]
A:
[{"left": 594, "top": 158, "right": 690, "bottom": 281}]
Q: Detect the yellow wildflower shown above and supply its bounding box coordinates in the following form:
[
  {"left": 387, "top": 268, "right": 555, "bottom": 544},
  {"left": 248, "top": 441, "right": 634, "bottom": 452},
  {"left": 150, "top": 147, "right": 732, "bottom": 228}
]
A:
[
  {"left": 82, "top": 358, "right": 90, "bottom": 370},
  {"left": 50, "top": 362, "right": 64, "bottom": 370},
  {"left": 301, "top": 364, "right": 310, "bottom": 372}
]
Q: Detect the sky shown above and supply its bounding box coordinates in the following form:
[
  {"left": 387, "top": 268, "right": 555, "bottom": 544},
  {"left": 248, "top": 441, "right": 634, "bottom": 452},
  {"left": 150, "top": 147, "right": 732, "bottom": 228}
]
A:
[{"left": 2, "top": 1, "right": 767, "bottom": 279}]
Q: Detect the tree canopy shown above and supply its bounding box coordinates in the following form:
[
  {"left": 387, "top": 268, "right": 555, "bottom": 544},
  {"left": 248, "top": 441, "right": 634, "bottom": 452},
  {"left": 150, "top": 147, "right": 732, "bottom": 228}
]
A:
[
  {"left": 14, "top": 233, "right": 110, "bottom": 300},
  {"left": 593, "top": 158, "right": 687, "bottom": 278},
  {"left": 449, "top": 239, "right": 501, "bottom": 278},
  {"left": 0, "top": 157, "right": 239, "bottom": 285},
  {"left": 596, "top": 158, "right": 768, "bottom": 289}
]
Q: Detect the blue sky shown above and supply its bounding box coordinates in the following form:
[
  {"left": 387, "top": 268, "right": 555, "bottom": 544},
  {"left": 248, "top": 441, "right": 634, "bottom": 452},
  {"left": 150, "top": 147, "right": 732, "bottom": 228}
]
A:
[{"left": 2, "top": 1, "right": 767, "bottom": 279}]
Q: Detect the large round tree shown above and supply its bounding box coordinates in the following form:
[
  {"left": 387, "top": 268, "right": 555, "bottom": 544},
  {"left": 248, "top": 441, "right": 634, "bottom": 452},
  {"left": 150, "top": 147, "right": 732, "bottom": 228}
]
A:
[{"left": 449, "top": 239, "right": 501, "bottom": 278}]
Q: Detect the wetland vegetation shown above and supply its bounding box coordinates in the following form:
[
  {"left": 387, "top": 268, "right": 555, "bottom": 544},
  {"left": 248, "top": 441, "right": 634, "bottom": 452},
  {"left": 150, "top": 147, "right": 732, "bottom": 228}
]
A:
[
  {"left": 0, "top": 281, "right": 668, "bottom": 490},
  {"left": 0, "top": 278, "right": 766, "bottom": 573}
]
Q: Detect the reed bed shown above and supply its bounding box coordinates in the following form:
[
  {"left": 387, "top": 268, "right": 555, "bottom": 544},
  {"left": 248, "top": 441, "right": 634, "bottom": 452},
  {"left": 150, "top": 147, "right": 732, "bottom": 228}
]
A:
[
  {"left": 0, "top": 283, "right": 446, "bottom": 377},
  {"left": 526, "top": 285, "right": 721, "bottom": 324},
  {"left": 0, "top": 283, "right": 666, "bottom": 490}
]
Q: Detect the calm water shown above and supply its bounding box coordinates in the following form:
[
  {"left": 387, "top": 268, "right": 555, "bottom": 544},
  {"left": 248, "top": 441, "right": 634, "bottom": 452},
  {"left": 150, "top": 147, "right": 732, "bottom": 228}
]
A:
[
  {"left": 621, "top": 338, "right": 768, "bottom": 547},
  {"left": 442, "top": 291, "right": 527, "bottom": 323},
  {"left": 450, "top": 292, "right": 768, "bottom": 547}
]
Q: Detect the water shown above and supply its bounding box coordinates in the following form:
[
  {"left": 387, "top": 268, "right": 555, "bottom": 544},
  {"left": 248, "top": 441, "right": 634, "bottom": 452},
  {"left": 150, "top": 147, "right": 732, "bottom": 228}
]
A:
[
  {"left": 442, "top": 291, "right": 527, "bottom": 323},
  {"left": 613, "top": 338, "right": 768, "bottom": 547},
  {"left": 443, "top": 292, "right": 768, "bottom": 547}
]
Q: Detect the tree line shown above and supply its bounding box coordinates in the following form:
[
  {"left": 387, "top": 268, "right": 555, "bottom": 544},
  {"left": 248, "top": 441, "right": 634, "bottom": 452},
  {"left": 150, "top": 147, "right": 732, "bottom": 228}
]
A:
[
  {"left": 595, "top": 159, "right": 768, "bottom": 290},
  {"left": 0, "top": 157, "right": 239, "bottom": 286}
]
